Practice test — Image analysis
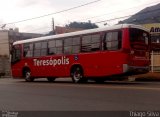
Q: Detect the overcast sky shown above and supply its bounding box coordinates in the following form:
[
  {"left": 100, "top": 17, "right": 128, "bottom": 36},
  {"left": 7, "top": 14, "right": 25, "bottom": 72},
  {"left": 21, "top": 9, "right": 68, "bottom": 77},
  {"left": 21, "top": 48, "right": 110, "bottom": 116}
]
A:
[{"left": 0, "top": 0, "right": 159, "bottom": 33}]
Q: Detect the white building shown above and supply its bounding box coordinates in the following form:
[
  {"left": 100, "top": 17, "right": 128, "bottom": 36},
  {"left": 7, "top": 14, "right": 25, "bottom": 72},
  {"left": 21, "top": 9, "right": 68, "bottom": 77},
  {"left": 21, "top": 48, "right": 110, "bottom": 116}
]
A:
[{"left": 0, "top": 29, "right": 43, "bottom": 77}]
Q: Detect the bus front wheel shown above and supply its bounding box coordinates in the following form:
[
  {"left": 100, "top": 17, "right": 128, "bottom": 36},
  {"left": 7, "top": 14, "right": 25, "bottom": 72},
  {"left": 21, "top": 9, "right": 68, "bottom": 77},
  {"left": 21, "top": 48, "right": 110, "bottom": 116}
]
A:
[
  {"left": 24, "top": 70, "right": 34, "bottom": 82},
  {"left": 71, "top": 66, "right": 86, "bottom": 83}
]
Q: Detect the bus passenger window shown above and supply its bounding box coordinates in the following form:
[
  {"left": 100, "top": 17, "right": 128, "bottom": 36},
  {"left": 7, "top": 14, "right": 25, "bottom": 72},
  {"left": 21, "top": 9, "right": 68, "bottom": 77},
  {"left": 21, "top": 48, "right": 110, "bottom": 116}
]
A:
[
  {"left": 64, "top": 46, "right": 72, "bottom": 54},
  {"left": 64, "top": 38, "right": 72, "bottom": 54},
  {"left": 56, "top": 47, "right": 63, "bottom": 54},
  {"left": 72, "top": 37, "right": 80, "bottom": 54},
  {"left": 34, "top": 50, "right": 41, "bottom": 57},
  {"left": 23, "top": 43, "right": 33, "bottom": 57},
  {"left": 41, "top": 41, "right": 47, "bottom": 56},
  {"left": 48, "top": 40, "right": 56, "bottom": 55},
  {"left": 103, "top": 31, "right": 122, "bottom": 50},
  {"left": 48, "top": 48, "right": 56, "bottom": 55},
  {"left": 91, "top": 34, "right": 100, "bottom": 51},
  {"left": 55, "top": 40, "right": 63, "bottom": 54},
  {"left": 81, "top": 34, "right": 100, "bottom": 52},
  {"left": 81, "top": 35, "right": 92, "bottom": 52},
  {"left": 72, "top": 46, "right": 80, "bottom": 53},
  {"left": 64, "top": 36, "right": 81, "bottom": 54},
  {"left": 34, "top": 42, "right": 41, "bottom": 57}
]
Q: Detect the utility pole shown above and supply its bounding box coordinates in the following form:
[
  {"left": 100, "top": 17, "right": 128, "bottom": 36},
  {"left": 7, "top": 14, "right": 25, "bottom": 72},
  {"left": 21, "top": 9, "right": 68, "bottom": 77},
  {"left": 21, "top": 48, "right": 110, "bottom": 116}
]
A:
[{"left": 52, "top": 18, "right": 55, "bottom": 34}]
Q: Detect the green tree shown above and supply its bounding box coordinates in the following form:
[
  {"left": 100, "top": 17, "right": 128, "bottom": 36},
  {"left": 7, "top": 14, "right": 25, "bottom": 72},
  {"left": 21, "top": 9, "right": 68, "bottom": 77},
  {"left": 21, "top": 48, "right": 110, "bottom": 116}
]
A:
[{"left": 65, "top": 21, "right": 98, "bottom": 29}]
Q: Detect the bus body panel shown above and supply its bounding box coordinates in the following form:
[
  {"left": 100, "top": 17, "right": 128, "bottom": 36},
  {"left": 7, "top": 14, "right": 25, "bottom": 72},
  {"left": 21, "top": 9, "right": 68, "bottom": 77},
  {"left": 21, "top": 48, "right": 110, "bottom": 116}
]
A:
[
  {"left": 12, "top": 51, "right": 129, "bottom": 78},
  {"left": 77, "top": 51, "right": 128, "bottom": 77}
]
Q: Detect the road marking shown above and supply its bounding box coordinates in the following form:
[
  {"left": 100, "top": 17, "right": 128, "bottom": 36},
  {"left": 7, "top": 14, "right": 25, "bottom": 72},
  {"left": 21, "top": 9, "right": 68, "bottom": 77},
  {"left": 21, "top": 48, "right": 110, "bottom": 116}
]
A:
[
  {"left": 18, "top": 82, "right": 160, "bottom": 91},
  {"left": 1, "top": 79, "right": 160, "bottom": 91},
  {"left": 51, "top": 83, "right": 160, "bottom": 91}
]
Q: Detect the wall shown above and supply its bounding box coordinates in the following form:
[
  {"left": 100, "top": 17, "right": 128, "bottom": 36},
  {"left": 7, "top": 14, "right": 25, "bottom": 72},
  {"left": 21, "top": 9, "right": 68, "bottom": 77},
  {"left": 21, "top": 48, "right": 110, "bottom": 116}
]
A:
[
  {"left": 0, "top": 30, "right": 10, "bottom": 77},
  {"left": 142, "top": 23, "right": 160, "bottom": 51},
  {"left": 0, "top": 31, "right": 10, "bottom": 56}
]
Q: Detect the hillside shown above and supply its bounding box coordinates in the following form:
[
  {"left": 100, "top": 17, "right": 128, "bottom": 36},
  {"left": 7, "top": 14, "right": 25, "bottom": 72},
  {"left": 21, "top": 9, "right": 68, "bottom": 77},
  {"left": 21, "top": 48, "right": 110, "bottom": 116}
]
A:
[{"left": 120, "top": 3, "right": 160, "bottom": 24}]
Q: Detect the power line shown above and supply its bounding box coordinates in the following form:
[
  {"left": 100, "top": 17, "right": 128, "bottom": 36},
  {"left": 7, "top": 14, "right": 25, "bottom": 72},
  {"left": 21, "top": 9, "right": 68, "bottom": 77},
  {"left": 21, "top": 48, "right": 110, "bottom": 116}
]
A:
[
  {"left": 94, "top": 7, "right": 160, "bottom": 24},
  {"left": 17, "top": 1, "right": 160, "bottom": 33},
  {"left": 77, "top": 1, "right": 160, "bottom": 22},
  {"left": 0, "top": 10, "right": 160, "bottom": 45},
  {"left": 26, "top": 1, "right": 160, "bottom": 33},
  {"left": 0, "top": 0, "right": 101, "bottom": 26},
  {"left": 29, "top": 7, "right": 160, "bottom": 33}
]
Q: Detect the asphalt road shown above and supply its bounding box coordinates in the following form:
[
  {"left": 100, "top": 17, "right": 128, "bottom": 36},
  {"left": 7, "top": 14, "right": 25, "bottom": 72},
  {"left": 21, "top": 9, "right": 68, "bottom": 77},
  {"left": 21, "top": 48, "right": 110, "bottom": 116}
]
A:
[{"left": 0, "top": 78, "right": 160, "bottom": 111}]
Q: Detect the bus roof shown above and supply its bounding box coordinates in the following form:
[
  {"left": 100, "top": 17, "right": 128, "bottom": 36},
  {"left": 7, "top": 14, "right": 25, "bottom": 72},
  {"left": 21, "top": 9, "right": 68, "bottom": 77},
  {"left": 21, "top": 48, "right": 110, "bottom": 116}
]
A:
[{"left": 13, "top": 24, "right": 149, "bottom": 45}]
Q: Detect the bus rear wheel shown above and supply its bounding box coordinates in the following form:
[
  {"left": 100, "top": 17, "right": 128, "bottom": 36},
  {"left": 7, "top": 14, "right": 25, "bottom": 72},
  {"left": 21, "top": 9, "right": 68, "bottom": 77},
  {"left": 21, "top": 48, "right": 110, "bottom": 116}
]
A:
[
  {"left": 71, "top": 66, "right": 86, "bottom": 83},
  {"left": 47, "top": 77, "right": 56, "bottom": 82},
  {"left": 24, "top": 70, "right": 34, "bottom": 82}
]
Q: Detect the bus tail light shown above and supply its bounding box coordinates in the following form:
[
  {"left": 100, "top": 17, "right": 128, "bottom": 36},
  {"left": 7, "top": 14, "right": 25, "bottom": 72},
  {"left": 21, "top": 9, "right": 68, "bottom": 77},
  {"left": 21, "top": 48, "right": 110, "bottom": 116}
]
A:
[{"left": 123, "top": 64, "right": 129, "bottom": 73}]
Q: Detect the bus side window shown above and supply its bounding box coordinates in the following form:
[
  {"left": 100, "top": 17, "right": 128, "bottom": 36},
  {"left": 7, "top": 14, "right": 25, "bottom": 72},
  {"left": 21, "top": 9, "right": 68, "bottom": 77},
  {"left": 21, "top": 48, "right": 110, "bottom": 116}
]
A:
[
  {"left": 103, "top": 32, "right": 112, "bottom": 50},
  {"left": 81, "top": 34, "right": 100, "bottom": 52},
  {"left": 48, "top": 40, "right": 56, "bottom": 55},
  {"left": 23, "top": 43, "right": 33, "bottom": 57},
  {"left": 81, "top": 35, "right": 92, "bottom": 52},
  {"left": 64, "top": 38, "right": 72, "bottom": 54},
  {"left": 34, "top": 42, "right": 41, "bottom": 57},
  {"left": 103, "top": 31, "right": 122, "bottom": 50},
  {"left": 91, "top": 34, "right": 101, "bottom": 51},
  {"left": 72, "top": 37, "right": 80, "bottom": 54},
  {"left": 64, "top": 36, "right": 80, "bottom": 54},
  {"left": 55, "top": 40, "right": 63, "bottom": 54},
  {"left": 48, "top": 40, "right": 63, "bottom": 55},
  {"left": 41, "top": 41, "right": 48, "bottom": 56}
]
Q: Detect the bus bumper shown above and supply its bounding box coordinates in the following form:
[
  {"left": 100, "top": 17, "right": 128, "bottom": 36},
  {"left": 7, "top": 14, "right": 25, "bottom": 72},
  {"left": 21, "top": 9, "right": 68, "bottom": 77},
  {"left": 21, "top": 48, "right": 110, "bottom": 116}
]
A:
[{"left": 123, "top": 64, "right": 150, "bottom": 74}]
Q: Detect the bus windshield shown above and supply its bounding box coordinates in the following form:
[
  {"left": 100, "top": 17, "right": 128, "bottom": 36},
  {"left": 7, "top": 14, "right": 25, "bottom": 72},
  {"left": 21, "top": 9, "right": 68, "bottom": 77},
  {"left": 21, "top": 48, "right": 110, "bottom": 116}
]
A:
[
  {"left": 11, "top": 45, "right": 21, "bottom": 64},
  {"left": 130, "top": 28, "right": 149, "bottom": 50}
]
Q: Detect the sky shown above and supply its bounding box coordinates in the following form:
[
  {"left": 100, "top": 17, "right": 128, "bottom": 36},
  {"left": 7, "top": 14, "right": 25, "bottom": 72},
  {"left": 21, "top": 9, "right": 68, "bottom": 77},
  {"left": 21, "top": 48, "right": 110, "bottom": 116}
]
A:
[{"left": 0, "top": 0, "right": 160, "bottom": 34}]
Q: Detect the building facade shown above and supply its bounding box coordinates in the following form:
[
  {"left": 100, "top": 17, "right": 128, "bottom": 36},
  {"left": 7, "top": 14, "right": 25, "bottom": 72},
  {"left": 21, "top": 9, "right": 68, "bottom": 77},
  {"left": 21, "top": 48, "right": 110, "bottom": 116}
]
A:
[
  {"left": 0, "top": 29, "right": 43, "bottom": 77},
  {"left": 142, "top": 23, "right": 160, "bottom": 51}
]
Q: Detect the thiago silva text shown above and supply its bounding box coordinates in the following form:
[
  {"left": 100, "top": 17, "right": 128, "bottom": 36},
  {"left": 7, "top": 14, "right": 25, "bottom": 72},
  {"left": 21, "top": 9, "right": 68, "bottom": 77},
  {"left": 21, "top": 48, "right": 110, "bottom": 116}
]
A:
[{"left": 33, "top": 56, "right": 69, "bottom": 66}]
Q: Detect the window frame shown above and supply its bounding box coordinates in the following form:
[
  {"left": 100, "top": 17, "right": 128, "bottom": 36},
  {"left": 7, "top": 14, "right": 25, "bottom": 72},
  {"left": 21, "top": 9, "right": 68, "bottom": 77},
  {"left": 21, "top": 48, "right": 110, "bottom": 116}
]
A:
[
  {"left": 23, "top": 43, "right": 34, "bottom": 58},
  {"left": 22, "top": 29, "right": 123, "bottom": 58},
  {"left": 64, "top": 36, "right": 81, "bottom": 54},
  {"left": 81, "top": 33, "right": 101, "bottom": 53},
  {"left": 48, "top": 39, "right": 63, "bottom": 55},
  {"left": 103, "top": 30, "right": 122, "bottom": 51}
]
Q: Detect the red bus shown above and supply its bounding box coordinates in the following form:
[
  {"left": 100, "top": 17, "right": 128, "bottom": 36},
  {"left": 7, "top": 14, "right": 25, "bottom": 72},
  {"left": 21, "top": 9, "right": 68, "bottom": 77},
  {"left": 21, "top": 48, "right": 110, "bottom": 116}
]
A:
[{"left": 11, "top": 24, "right": 150, "bottom": 83}]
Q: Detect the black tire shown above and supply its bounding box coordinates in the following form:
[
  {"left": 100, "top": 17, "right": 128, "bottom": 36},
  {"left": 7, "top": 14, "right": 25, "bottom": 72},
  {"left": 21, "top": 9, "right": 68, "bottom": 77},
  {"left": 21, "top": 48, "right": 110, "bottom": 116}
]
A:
[
  {"left": 47, "top": 77, "right": 56, "bottom": 82},
  {"left": 71, "top": 66, "right": 86, "bottom": 83},
  {"left": 24, "top": 69, "right": 34, "bottom": 82}
]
